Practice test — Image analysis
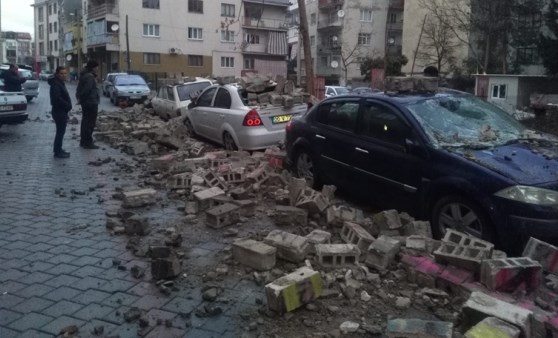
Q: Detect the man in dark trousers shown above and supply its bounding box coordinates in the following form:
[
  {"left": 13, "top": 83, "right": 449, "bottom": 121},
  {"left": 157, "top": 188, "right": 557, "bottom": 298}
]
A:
[
  {"left": 3, "top": 64, "right": 27, "bottom": 92},
  {"left": 48, "top": 66, "right": 72, "bottom": 158},
  {"left": 76, "top": 60, "right": 100, "bottom": 149}
]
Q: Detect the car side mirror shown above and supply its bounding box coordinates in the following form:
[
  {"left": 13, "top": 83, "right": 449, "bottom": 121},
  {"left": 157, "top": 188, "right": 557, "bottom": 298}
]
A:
[
  {"left": 405, "top": 138, "right": 428, "bottom": 157},
  {"left": 188, "top": 101, "right": 196, "bottom": 109}
]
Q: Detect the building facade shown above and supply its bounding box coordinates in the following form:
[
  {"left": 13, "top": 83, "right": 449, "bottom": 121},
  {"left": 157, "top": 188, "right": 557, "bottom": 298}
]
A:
[
  {"left": 32, "top": 0, "right": 61, "bottom": 71},
  {"left": 0, "top": 32, "right": 33, "bottom": 65}
]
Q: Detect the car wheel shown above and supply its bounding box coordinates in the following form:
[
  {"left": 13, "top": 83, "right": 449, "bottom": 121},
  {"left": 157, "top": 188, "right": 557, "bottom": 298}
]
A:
[
  {"left": 431, "top": 195, "right": 494, "bottom": 242},
  {"left": 183, "top": 118, "right": 196, "bottom": 137},
  {"left": 223, "top": 131, "right": 238, "bottom": 151},
  {"left": 294, "top": 149, "right": 321, "bottom": 189},
  {"left": 26, "top": 96, "right": 32, "bottom": 102}
]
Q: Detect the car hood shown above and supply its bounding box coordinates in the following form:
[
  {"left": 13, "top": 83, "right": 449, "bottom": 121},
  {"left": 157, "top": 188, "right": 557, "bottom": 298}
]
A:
[
  {"left": 453, "top": 141, "right": 558, "bottom": 186},
  {"left": 115, "top": 85, "right": 149, "bottom": 92}
]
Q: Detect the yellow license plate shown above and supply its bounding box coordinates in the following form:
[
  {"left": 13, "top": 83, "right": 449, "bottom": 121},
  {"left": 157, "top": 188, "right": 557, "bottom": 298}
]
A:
[{"left": 272, "top": 114, "right": 292, "bottom": 124}]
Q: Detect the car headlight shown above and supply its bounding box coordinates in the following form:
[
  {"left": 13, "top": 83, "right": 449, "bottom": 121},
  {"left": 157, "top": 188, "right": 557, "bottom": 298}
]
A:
[{"left": 494, "top": 185, "right": 558, "bottom": 206}]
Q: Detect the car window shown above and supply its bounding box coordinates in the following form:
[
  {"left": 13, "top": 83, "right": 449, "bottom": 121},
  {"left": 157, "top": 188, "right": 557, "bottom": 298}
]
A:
[
  {"left": 360, "top": 101, "right": 410, "bottom": 146},
  {"left": 167, "top": 87, "right": 175, "bottom": 101},
  {"left": 20, "top": 70, "right": 34, "bottom": 80},
  {"left": 315, "top": 100, "right": 360, "bottom": 132},
  {"left": 326, "top": 88, "right": 335, "bottom": 95},
  {"left": 213, "top": 88, "right": 232, "bottom": 109},
  {"left": 158, "top": 87, "right": 167, "bottom": 99},
  {"left": 176, "top": 82, "right": 211, "bottom": 101},
  {"left": 115, "top": 75, "right": 146, "bottom": 86},
  {"left": 196, "top": 87, "right": 217, "bottom": 107}
]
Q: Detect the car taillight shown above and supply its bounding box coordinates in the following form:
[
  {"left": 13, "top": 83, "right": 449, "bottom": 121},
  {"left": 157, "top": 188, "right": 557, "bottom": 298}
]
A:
[
  {"left": 286, "top": 121, "right": 293, "bottom": 132},
  {"left": 14, "top": 104, "right": 26, "bottom": 111},
  {"left": 243, "top": 109, "right": 262, "bottom": 127}
]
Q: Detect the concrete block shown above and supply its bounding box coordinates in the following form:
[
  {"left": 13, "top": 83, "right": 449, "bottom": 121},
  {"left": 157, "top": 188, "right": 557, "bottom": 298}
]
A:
[
  {"left": 209, "top": 195, "right": 234, "bottom": 208},
  {"left": 230, "top": 186, "right": 250, "bottom": 200},
  {"left": 326, "top": 205, "right": 364, "bottom": 226},
  {"left": 316, "top": 244, "right": 360, "bottom": 267},
  {"left": 289, "top": 177, "right": 307, "bottom": 206},
  {"left": 169, "top": 173, "right": 192, "bottom": 190},
  {"left": 205, "top": 203, "right": 240, "bottom": 229},
  {"left": 372, "top": 209, "right": 402, "bottom": 231},
  {"left": 386, "top": 318, "right": 453, "bottom": 338},
  {"left": 122, "top": 188, "right": 157, "bottom": 208},
  {"left": 247, "top": 164, "right": 271, "bottom": 185},
  {"left": 125, "top": 215, "right": 150, "bottom": 236},
  {"left": 151, "top": 257, "right": 181, "bottom": 280},
  {"left": 151, "top": 154, "right": 176, "bottom": 171},
  {"left": 264, "top": 230, "right": 310, "bottom": 263},
  {"left": 434, "top": 242, "right": 490, "bottom": 273},
  {"left": 401, "top": 255, "right": 444, "bottom": 288},
  {"left": 269, "top": 94, "right": 282, "bottom": 105},
  {"left": 405, "top": 235, "right": 429, "bottom": 252},
  {"left": 194, "top": 187, "right": 225, "bottom": 210},
  {"left": 202, "top": 170, "right": 227, "bottom": 191},
  {"left": 366, "top": 235, "right": 401, "bottom": 271},
  {"left": 305, "top": 230, "right": 331, "bottom": 253},
  {"left": 221, "top": 171, "right": 245, "bottom": 184},
  {"left": 462, "top": 291, "right": 532, "bottom": 337},
  {"left": 464, "top": 317, "right": 521, "bottom": 338},
  {"left": 272, "top": 205, "right": 308, "bottom": 226},
  {"left": 480, "top": 257, "right": 542, "bottom": 292},
  {"left": 282, "top": 95, "right": 294, "bottom": 108},
  {"left": 385, "top": 76, "right": 439, "bottom": 93},
  {"left": 321, "top": 185, "right": 336, "bottom": 202},
  {"left": 295, "top": 189, "right": 328, "bottom": 214},
  {"left": 523, "top": 237, "right": 558, "bottom": 274},
  {"left": 257, "top": 92, "right": 270, "bottom": 104},
  {"left": 403, "top": 220, "right": 433, "bottom": 238},
  {"left": 232, "top": 239, "right": 276, "bottom": 271},
  {"left": 232, "top": 199, "right": 256, "bottom": 217},
  {"left": 436, "top": 265, "right": 474, "bottom": 295},
  {"left": 149, "top": 245, "right": 171, "bottom": 259},
  {"left": 443, "top": 229, "right": 494, "bottom": 255},
  {"left": 185, "top": 200, "right": 199, "bottom": 215},
  {"left": 341, "top": 221, "right": 375, "bottom": 252},
  {"left": 265, "top": 267, "right": 322, "bottom": 313}
]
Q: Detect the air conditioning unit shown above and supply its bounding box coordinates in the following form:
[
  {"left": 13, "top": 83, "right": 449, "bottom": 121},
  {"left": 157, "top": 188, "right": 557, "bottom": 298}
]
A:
[{"left": 169, "top": 47, "right": 180, "bottom": 55}]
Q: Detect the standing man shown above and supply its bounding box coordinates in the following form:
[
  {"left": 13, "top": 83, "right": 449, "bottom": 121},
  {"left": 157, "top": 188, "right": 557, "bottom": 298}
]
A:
[
  {"left": 48, "top": 67, "right": 72, "bottom": 158},
  {"left": 76, "top": 60, "right": 100, "bottom": 149},
  {"left": 3, "top": 64, "right": 27, "bottom": 92}
]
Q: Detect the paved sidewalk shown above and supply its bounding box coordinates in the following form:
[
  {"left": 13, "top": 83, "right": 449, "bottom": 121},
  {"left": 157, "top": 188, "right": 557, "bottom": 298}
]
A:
[{"left": 0, "top": 82, "right": 249, "bottom": 337}]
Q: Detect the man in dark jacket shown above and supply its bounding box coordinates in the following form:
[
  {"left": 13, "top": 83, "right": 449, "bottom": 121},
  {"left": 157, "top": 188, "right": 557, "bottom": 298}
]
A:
[
  {"left": 49, "top": 66, "right": 72, "bottom": 158},
  {"left": 3, "top": 64, "right": 27, "bottom": 92},
  {"left": 76, "top": 60, "right": 100, "bottom": 149}
]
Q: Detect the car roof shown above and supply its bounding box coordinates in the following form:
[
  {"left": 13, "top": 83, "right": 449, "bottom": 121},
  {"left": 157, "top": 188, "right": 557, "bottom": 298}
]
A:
[{"left": 321, "top": 88, "right": 470, "bottom": 105}]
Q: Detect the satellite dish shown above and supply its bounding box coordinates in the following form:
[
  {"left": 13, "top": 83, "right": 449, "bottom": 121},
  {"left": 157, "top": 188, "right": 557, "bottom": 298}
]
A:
[
  {"left": 337, "top": 10, "right": 345, "bottom": 18},
  {"left": 111, "top": 24, "right": 119, "bottom": 32},
  {"left": 66, "top": 55, "right": 72, "bottom": 61},
  {"left": 331, "top": 60, "right": 339, "bottom": 69},
  {"left": 332, "top": 36, "right": 338, "bottom": 42},
  {"left": 388, "top": 37, "right": 395, "bottom": 45}
]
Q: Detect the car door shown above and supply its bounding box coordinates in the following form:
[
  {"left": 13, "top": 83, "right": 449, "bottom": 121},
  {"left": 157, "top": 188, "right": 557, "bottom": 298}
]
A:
[
  {"left": 190, "top": 86, "right": 217, "bottom": 138},
  {"left": 352, "top": 99, "right": 424, "bottom": 211},
  {"left": 152, "top": 87, "right": 166, "bottom": 116},
  {"left": 165, "top": 87, "right": 176, "bottom": 118},
  {"left": 205, "top": 87, "right": 234, "bottom": 143},
  {"left": 309, "top": 98, "right": 361, "bottom": 187}
]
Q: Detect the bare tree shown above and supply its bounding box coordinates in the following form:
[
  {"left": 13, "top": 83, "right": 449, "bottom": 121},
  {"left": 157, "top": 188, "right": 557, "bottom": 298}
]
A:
[
  {"left": 416, "top": 15, "right": 460, "bottom": 73},
  {"left": 339, "top": 40, "right": 365, "bottom": 86},
  {"left": 297, "top": 0, "right": 314, "bottom": 96}
]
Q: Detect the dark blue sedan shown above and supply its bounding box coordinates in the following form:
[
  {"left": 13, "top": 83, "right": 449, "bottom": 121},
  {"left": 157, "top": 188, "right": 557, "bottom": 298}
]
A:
[{"left": 285, "top": 90, "right": 558, "bottom": 252}]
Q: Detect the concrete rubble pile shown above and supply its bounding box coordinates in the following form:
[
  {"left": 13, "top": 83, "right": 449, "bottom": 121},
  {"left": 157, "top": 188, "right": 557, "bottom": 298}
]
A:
[{"left": 239, "top": 72, "right": 307, "bottom": 109}]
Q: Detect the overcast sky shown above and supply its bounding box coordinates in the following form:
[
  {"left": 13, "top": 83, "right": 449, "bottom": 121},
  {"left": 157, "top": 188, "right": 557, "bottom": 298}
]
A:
[{"left": 2, "top": 0, "right": 35, "bottom": 37}]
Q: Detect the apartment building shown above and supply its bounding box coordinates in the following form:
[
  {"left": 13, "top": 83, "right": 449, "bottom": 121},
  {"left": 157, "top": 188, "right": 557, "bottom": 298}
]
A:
[
  {"left": 32, "top": 0, "right": 61, "bottom": 71},
  {"left": 0, "top": 32, "right": 33, "bottom": 65},
  {"left": 302, "top": 0, "right": 390, "bottom": 86}
]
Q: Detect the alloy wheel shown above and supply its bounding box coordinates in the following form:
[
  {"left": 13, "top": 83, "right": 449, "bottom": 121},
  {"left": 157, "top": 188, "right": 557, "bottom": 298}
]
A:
[
  {"left": 223, "top": 132, "right": 237, "bottom": 151},
  {"left": 296, "top": 151, "right": 314, "bottom": 186},
  {"left": 437, "top": 202, "right": 483, "bottom": 239}
]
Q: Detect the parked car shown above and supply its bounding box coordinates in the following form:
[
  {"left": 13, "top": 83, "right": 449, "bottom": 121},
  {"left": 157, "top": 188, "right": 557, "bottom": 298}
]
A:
[
  {"left": 0, "top": 90, "right": 28, "bottom": 128},
  {"left": 39, "top": 70, "right": 53, "bottom": 81},
  {"left": 108, "top": 75, "right": 151, "bottom": 106},
  {"left": 151, "top": 78, "right": 213, "bottom": 120},
  {"left": 102, "top": 72, "right": 127, "bottom": 97},
  {"left": 183, "top": 84, "right": 307, "bottom": 151},
  {"left": 325, "top": 86, "right": 351, "bottom": 98},
  {"left": 352, "top": 87, "right": 380, "bottom": 95},
  {"left": 0, "top": 66, "right": 39, "bottom": 102},
  {"left": 285, "top": 89, "right": 558, "bottom": 252}
]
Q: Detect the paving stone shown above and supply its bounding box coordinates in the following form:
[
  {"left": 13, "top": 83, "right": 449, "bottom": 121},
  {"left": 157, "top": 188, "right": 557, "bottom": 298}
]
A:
[
  {"left": 0, "top": 326, "right": 20, "bottom": 338},
  {"left": 72, "top": 289, "right": 112, "bottom": 305},
  {"left": 162, "top": 296, "right": 201, "bottom": 314},
  {"left": 200, "top": 314, "right": 239, "bottom": 334},
  {"left": 0, "top": 280, "right": 27, "bottom": 293},
  {"left": 45, "top": 274, "right": 81, "bottom": 288},
  {"left": 72, "top": 247, "right": 101, "bottom": 257},
  {"left": 0, "top": 268, "right": 29, "bottom": 282},
  {"left": 73, "top": 303, "right": 115, "bottom": 321},
  {"left": 0, "top": 309, "right": 22, "bottom": 326},
  {"left": 131, "top": 294, "right": 171, "bottom": 311},
  {"left": 184, "top": 328, "right": 221, "bottom": 338},
  {"left": 12, "top": 297, "right": 54, "bottom": 314},
  {"left": 43, "top": 286, "right": 83, "bottom": 302},
  {"left": 100, "top": 279, "right": 137, "bottom": 293},
  {"left": 20, "top": 261, "right": 55, "bottom": 273},
  {"left": 19, "top": 271, "right": 55, "bottom": 284},
  {"left": 102, "top": 292, "right": 141, "bottom": 307},
  {"left": 71, "top": 276, "right": 107, "bottom": 291},
  {"left": 39, "top": 315, "right": 85, "bottom": 335},
  {"left": 107, "top": 322, "right": 141, "bottom": 338},
  {"left": 80, "top": 319, "right": 119, "bottom": 337},
  {"left": 17, "top": 329, "right": 54, "bottom": 338},
  {"left": 69, "top": 255, "right": 102, "bottom": 267},
  {"left": 145, "top": 326, "right": 186, "bottom": 338},
  {"left": 0, "top": 293, "right": 25, "bottom": 309},
  {"left": 17, "top": 283, "right": 55, "bottom": 297},
  {"left": 43, "top": 300, "right": 84, "bottom": 317},
  {"left": 71, "top": 265, "right": 107, "bottom": 278},
  {"left": 8, "top": 312, "right": 54, "bottom": 332}
]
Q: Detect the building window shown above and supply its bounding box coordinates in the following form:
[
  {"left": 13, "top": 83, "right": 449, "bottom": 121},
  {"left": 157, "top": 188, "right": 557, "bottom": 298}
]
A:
[
  {"left": 244, "top": 58, "right": 255, "bottom": 69},
  {"left": 39, "top": 42, "right": 44, "bottom": 56},
  {"left": 54, "top": 40, "right": 58, "bottom": 51},
  {"left": 188, "top": 55, "right": 203, "bottom": 66},
  {"left": 310, "top": 13, "right": 316, "bottom": 25},
  {"left": 188, "top": 0, "right": 203, "bottom": 13},
  {"left": 310, "top": 35, "right": 315, "bottom": 46},
  {"left": 358, "top": 33, "right": 371, "bottom": 45},
  {"left": 48, "top": 4, "right": 52, "bottom": 15},
  {"left": 360, "top": 9, "right": 373, "bottom": 22},
  {"left": 143, "top": 53, "right": 160, "bottom": 64},
  {"left": 517, "top": 47, "right": 538, "bottom": 65},
  {"left": 221, "top": 30, "right": 235, "bottom": 42},
  {"left": 188, "top": 27, "right": 203, "bottom": 40},
  {"left": 221, "top": 3, "right": 235, "bottom": 17},
  {"left": 143, "top": 0, "right": 160, "bottom": 9},
  {"left": 491, "top": 84, "right": 507, "bottom": 99},
  {"left": 143, "top": 24, "right": 160, "bottom": 37},
  {"left": 54, "top": 22, "right": 58, "bottom": 33},
  {"left": 39, "top": 25, "right": 44, "bottom": 39},
  {"left": 245, "top": 33, "right": 259, "bottom": 44},
  {"left": 38, "top": 7, "right": 44, "bottom": 22},
  {"left": 389, "top": 13, "right": 397, "bottom": 24},
  {"left": 221, "top": 57, "right": 234, "bottom": 68},
  {"left": 49, "top": 41, "right": 53, "bottom": 53},
  {"left": 49, "top": 23, "right": 53, "bottom": 33},
  {"left": 53, "top": 3, "right": 57, "bottom": 13}
]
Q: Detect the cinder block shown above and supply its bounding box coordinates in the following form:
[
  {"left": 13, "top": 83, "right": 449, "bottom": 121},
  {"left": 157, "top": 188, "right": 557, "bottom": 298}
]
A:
[
  {"left": 403, "top": 220, "right": 433, "bottom": 238},
  {"left": 257, "top": 92, "right": 270, "bottom": 104},
  {"left": 190, "top": 144, "right": 205, "bottom": 157},
  {"left": 209, "top": 195, "right": 234, "bottom": 208},
  {"left": 152, "top": 154, "right": 176, "bottom": 171},
  {"left": 264, "top": 230, "right": 309, "bottom": 263},
  {"left": 372, "top": 209, "right": 402, "bottom": 231},
  {"left": 464, "top": 317, "right": 521, "bottom": 338},
  {"left": 386, "top": 318, "right": 453, "bottom": 338},
  {"left": 194, "top": 187, "right": 225, "bottom": 210},
  {"left": 247, "top": 164, "right": 271, "bottom": 184},
  {"left": 151, "top": 257, "right": 181, "bottom": 280},
  {"left": 341, "top": 221, "right": 375, "bottom": 252},
  {"left": 405, "top": 235, "right": 428, "bottom": 252},
  {"left": 366, "top": 235, "right": 401, "bottom": 271},
  {"left": 185, "top": 200, "right": 199, "bottom": 214},
  {"left": 221, "top": 171, "right": 245, "bottom": 184},
  {"left": 443, "top": 229, "right": 494, "bottom": 256},
  {"left": 305, "top": 229, "right": 331, "bottom": 253},
  {"left": 205, "top": 203, "right": 240, "bottom": 229},
  {"left": 125, "top": 215, "right": 150, "bottom": 236},
  {"left": 282, "top": 95, "right": 293, "bottom": 108},
  {"left": 326, "top": 205, "right": 365, "bottom": 227},
  {"left": 232, "top": 239, "right": 276, "bottom": 271},
  {"left": 265, "top": 267, "right": 322, "bottom": 314},
  {"left": 295, "top": 189, "right": 328, "bottom": 214},
  {"left": 272, "top": 205, "right": 308, "bottom": 226},
  {"left": 149, "top": 245, "right": 171, "bottom": 259},
  {"left": 316, "top": 244, "right": 360, "bottom": 267},
  {"left": 434, "top": 242, "right": 490, "bottom": 273},
  {"left": 269, "top": 94, "right": 282, "bottom": 105},
  {"left": 401, "top": 255, "right": 444, "bottom": 288},
  {"left": 289, "top": 177, "right": 307, "bottom": 206},
  {"left": 202, "top": 170, "right": 227, "bottom": 191},
  {"left": 462, "top": 291, "right": 532, "bottom": 337},
  {"left": 169, "top": 173, "right": 192, "bottom": 190},
  {"left": 523, "top": 237, "right": 558, "bottom": 274},
  {"left": 436, "top": 265, "right": 474, "bottom": 295},
  {"left": 480, "top": 257, "right": 542, "bottom": 292},
  {"left": 123, "top": 188, "right": 157, "bottom": 208},
  {"left": 232, "top": 199, "right": 256, "bottom": 217}
]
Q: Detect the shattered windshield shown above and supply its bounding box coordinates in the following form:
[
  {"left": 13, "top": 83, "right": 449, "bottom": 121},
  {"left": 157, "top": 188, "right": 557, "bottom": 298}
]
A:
[
  {"left": 115, "top": 75, "right": 146, "bottom": 86},
  {"left": 404, "top": 94, "right": 526, "bottom": 148},
  {"left": 176, "top": 82, "right": 211, "bottom": 102}
]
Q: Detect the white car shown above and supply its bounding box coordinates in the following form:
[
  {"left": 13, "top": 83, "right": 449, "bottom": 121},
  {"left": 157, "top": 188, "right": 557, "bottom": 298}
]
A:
[
  {"left": 102, "top": 72, "right": 127, "bottom": 97},
  {"left": 108, "top": 75, "right": 151, "bottom": 105},
  {"left": 151, "top": 79, "right": 212, "bottom": 120},
  {"left": 0, "top": 65, "right": 39, "bottom": 102},
  {"left": 183, "top": 84, "right": 307, "bottom": 151},
  {"left": 325, "top": 85, "right": 351, "bottom": 98},
  {"left": 0, "top": 90, "right": 27, "bottom": 128}
]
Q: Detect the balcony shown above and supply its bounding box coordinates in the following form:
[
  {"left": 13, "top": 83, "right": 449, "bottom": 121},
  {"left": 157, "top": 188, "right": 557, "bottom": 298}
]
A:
[
  {"left": 316, "top": 64, "right": 342, "bottom": 76},
  {"left": 387, "top": 21, "right": 403, "bottom": 32},
  {"left": 319, "top": 0, "right": 344, "bottom": 10},
  {"left": 317, "top": 42, "right": 343, "bottom": 53},
  {"left": 243, "top": 0, "right": 290, "bottom": 7},
  {"left": 389, "top": 0, "right": 405, "bottom": 10},
  {"left": 317, "top": 18, "right": 344, "bottom": 30},
  {"left": 242, "top": 17, "right": 288, "bottom": 31},
  {"left": 87, "top": 32, "right": 119, "bottom": 47},
  {"left": 87, "top": 3, "right": 119, "bottom": 20}
]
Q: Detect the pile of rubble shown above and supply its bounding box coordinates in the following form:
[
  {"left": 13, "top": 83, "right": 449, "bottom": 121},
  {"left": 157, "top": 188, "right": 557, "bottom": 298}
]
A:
[{"left": 239, "top": 72, "right": 307, "bottom": 108}]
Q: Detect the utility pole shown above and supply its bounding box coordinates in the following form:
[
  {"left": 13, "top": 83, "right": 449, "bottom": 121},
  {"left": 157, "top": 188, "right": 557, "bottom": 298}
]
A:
[
  {"left": 0, "top": 0, "right": 4, "bottom": 64},
  {"left": 296, "top": 29, "right": 302, "bottom": 86},
  {"left": 411, "top": 15, "right": 428, "bottom": 75},
  {"left": 126, "top": 14, "right": 130, "bottom": 72},
  {"left": 297, "top": 0, "right": 314, "bottom": 96}
]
